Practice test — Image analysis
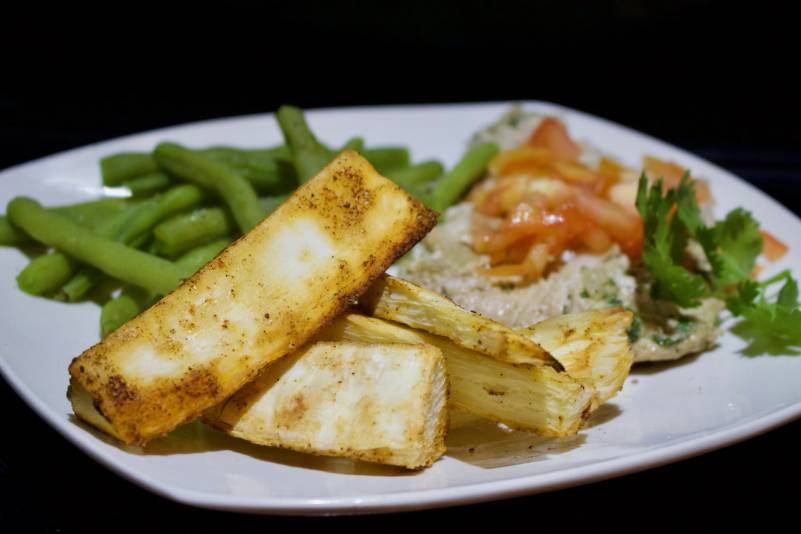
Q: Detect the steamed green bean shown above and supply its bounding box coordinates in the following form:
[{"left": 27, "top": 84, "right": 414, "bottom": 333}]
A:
[
  {"left": 197, "top": 147, "right": 297, "bottom": 194},
  {"left": 61, "top": 184, "right": 205, "bottom": 301},
  {"left": 100, "top": 153, "right": 160, "bottom": 186},
  {"left": 342, "top": 137, "right": 365, "bottom": 152},
  {"left": 0, "top": 216, "right": 27, "bottom": 246},
  {"left": 14, "top": 201, "right": 141, "bottom": 295},
  {"left": 154, "top": 143, "right": 265, "bottom": 232},
  {"left": 276, "top": 105, "right": 333, "bottom": 183},
  {"left": 427, "top": 143, "right": 499, "bottom": 212},
  {"left": 362, "top": 147, "right": 410, "bottom": 174},
  {"left": 153, "top": 207, "right": 235, "bottom": 257},
  {"left": 16, "top": 252, "right": 75, "bottom": 295},
  {"left": 259, "top": 194, "right": 290, "bottom": 215},
  {"left": 121, "top": 172, "right": 173, "bottom": 196},
  {"left": 1, "top": 198, "right": 133, "bottom": 246},
  {"left": 386, "top": 160, "right": 444, "bottom": 193},
  {"left": 7, "top": 197, "right": 185, "bottom": 295}
]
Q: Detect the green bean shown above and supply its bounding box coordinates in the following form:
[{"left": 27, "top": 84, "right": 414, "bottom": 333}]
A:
[
  {"left": 121, "top": 172, "right": 173, "bottom": 196},
  {"left": 341, "top": 137, "right": 365, "bottom": 152},
  {"left": 114, "top": 184, "right": 205, "bottom": 244},
  {"left": 199, "top": 145, "right": 291, "bottom": 162},
  {"left": 362, "top": 147, "right": 410, "bottom": 174},
  {"left": 1, "top": 198, "right": 133, "bottom": 246},
  {"left": 100, "top": 153, "right": 160, "bottom": 186},
  {"left": 60, "top": 227, "right": 152, "bottom": 301},
  {"left": 100, "top": 238, "right": 230, "bottom": 336},
  {"left": 61, "top": 184, "right": 205, "bottom": 301},
  {"left": 259, "top": 194, "right": 291, "bottom": 215},
  {"left": 102, "top": 147, "right": 295, "bottom": 194},
  {"left": 100, "top": 289, "right": 145, "bottom": 337},
  {"left": 61, "top": 269, "right": 105, "bottom": 301},
  {"left": 174, "top": 238, "right": 230, "bottom": 273},
  {"left": 16, "top": 252, "right": 76, "bottom": 295},
  {"left": 7, "top": 197, "right": 185, "bottom": 295},
  {"left": 153, "top": 207, "right": 235, "bottom": 257},
  {"left": 152, "top": 194, "right": 290, "bottom": 257},
  {"left": 154, "top": 143, "right": 265, "bottom": 232},
  {"left": 0, "top": 216, "right": 27, "bottom": 246},
  {"left": 197, "top": 147, "right": 296, "bottom": 195},
  {"left": 13, "top": 202, "right": 140, "bottom": 295},
  {"left": 428, "top": 143, "right": 500, "bottom": 212},
  {"left": 276, "top": 105, "right": 333, "bottom": 183},
  {"left": 54, "top": 198, "right": 134, "bottom": 229},
  {"left": 385, "top": 160, "right": 444, "bottom": 194},
  {"left": 259, "top": 145, "right": 291, "bottom": 162}
]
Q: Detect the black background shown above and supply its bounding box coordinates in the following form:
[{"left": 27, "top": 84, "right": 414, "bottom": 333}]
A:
[{"left": 2, "top": 1, "right": 800, "bottom": 531}]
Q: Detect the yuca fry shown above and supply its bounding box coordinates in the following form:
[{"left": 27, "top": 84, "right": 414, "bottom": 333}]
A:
[
  {"left": 204, "top": 341, "right": 448, "bottom": 469},
  {"left": 317, "top": 313, "right": 591, "bottom": 437},
  {"left": 68, "top": 151, "right": 437, "bottom": 445},
  {"left": 521, "top": 308, "right": 634, "bottom": 410},
  {"left": 448, "top": 405, "right": 485, "bottom": 430},
  {"left": 360, "top": 275, "right": 560, "bottom": 369}
]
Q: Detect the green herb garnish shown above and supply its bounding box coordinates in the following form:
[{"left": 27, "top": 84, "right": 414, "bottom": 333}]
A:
[{"left": 635, "top": 174, "right": 801, "bottom": 350}]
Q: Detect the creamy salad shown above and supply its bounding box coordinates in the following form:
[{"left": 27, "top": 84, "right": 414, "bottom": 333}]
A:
[{"left": 398, "top": 108, "right": 725, "bottom": 362}]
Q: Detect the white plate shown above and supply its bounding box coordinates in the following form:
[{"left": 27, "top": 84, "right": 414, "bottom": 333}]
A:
[{"left": 2, "top": 102, "right": 800, "bottom": 515}]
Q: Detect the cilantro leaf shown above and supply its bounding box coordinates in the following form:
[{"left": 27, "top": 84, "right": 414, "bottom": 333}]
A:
[
  {"left": 636, "top": 169, "right": 801, "bottom": 354},
  {"left": 776, "top": 272, "right": 798, "bottom": 309},
  {"left": 704, "top": 208, "right": 762, "bottom": 289},
  {"left": 673, "top": 174, "right": 705, "bottom": 235},
  {"left": 726, "top": 279, "right": 759, "bottom": 316},
  {"left": 727, "top": 272, "right": 801, "bottom": 352},
  {"left": 642, "top": 247, "right": 709, "bottom": 307},
  {"left": 636, "top": 173, "right": 709, "bottom": 307}
]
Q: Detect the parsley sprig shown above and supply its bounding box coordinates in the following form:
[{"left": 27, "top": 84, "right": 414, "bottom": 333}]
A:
[{"left": 635, "top": 173, "right": 800, "bottom": 349}]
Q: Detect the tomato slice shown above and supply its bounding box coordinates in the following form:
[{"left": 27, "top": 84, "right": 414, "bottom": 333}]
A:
[
  {"left": 489, "top": 146, "right": 551, "bottom": 177},
  {"left": 761, "top": 230, "right": 788, "bottom": 261},
  {"left": 643, "top": 155, "right": 687, "bottom": 188},
  {"left": 573, "top": 189, "right": 643, "bottom": 259},
  {"left": 599, "top": 157, "right": 626, "bottom": 179},
  {"left": 527, "top": 118, "right": 581, "bottom": 161}
]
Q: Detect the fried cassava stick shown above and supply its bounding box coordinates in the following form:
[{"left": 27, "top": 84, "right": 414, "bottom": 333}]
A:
[
  {"left": 68, "top": 150, "right": 437, "bottom": 444},
  {"left": 204, "top": 341, "right": 448, "bottom": 469}
]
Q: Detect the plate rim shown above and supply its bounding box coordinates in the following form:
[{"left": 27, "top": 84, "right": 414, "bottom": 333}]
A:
[{"left": 2, "top": 100, "right": 801, "bottom": 515}]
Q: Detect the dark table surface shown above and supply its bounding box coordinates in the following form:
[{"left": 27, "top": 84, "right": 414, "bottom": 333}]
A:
[{"left": 2, "top": 2, "right": 800, "bottom": 531}]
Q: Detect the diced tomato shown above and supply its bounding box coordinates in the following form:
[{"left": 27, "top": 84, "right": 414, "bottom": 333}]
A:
[
  {"left": 477, "top": 202, "right": 556, "bottom": 254},
  {"left": 489, "top": 146, "right": 551, "bottom": 177},
  {"left": 527, "top": 118, "right": 582, "bottom": 161},
  {"left": 599, "top": 157, "right": 626, "bottom": 179},
  {"left": 642, "top": 156, "right": 711, "bottom": 204},
  {"left": 551, "top": 160, "right": 600, "bottom": 186},
  {"left": 478, "top": 244, "right": 551, "bottom": 279},
  {"left": 761, "top": 230, "right": 789, "bottom": 261},
  {"left": 490, "top": 235, "right": 537, "bottom": 265},
  {"left": 475, "top": 176, "right": 529, "bottom": 217},
  {"left": 524, "top": 243, "right": 551, "bottom": 278},
  {"left": 573, "top": 190, "right": 643, "bottom": 259},
  {"left": 472, "top": 129, "right": 652, "bottom": 281},
  {"left": 607, "top": 180, "right": 640, "bottom": 216},
  {"left": 581, "top": 226, "right": 613, "bottom": 253},
  {"left": 643, "top": 155, "right": 687, "bottom": 188},
  {"left": 523, "top": 178, "right": 573, "bottom": 208},
  {"left": 470, "top": 212, "right": 499, "bottom": 253},
  {"left": 694, "top": 179, "right": 712, "bottom": 204}
]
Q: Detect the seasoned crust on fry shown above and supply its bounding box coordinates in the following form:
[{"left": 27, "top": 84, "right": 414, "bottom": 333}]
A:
[
  {"left": 69, "top": 151, "right": 437, "bottom": 445},
  {"left": 204, "top": 341, "right": 448, "bottom": 469},
  {"left": 360, "top": 274, "right": 562, "bottom": 370}
]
